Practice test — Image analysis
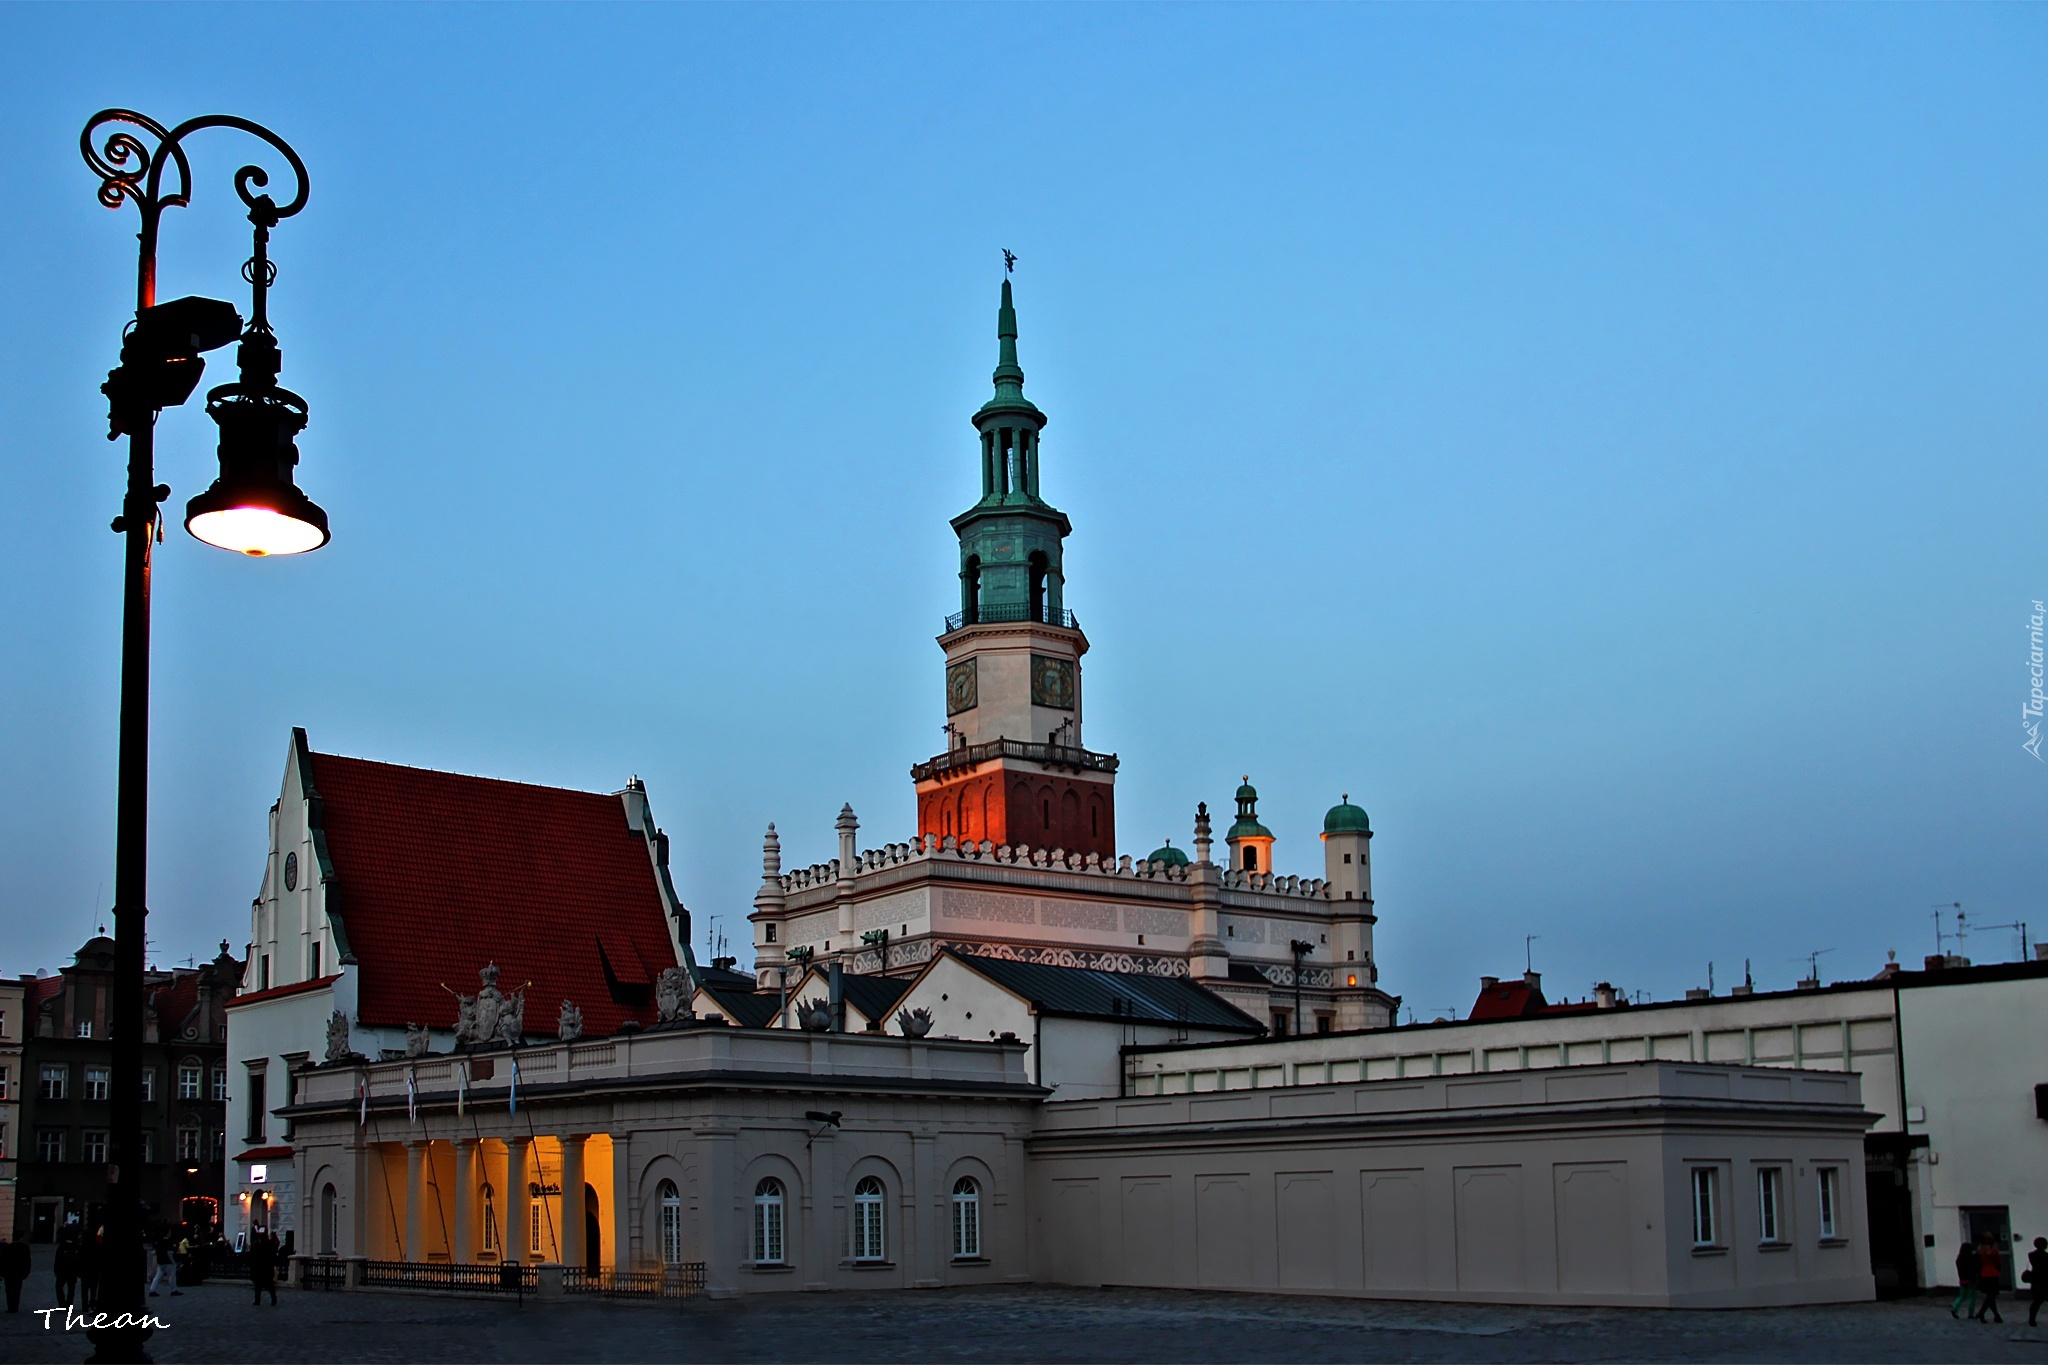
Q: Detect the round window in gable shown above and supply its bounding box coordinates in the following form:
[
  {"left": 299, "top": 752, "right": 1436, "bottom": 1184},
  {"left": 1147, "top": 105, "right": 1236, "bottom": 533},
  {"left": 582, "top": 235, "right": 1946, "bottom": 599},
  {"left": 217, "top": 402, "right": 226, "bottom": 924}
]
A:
[{"left": 284, "top": 851, "right": 298, "bottom": 892}]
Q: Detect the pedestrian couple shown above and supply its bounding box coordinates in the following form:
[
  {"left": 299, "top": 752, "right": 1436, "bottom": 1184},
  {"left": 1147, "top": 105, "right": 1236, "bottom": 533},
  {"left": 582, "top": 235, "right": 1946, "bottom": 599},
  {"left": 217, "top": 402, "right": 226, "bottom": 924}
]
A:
[{"left": 1955, "top": 1233, "right": 2048, "bottom": 1326}]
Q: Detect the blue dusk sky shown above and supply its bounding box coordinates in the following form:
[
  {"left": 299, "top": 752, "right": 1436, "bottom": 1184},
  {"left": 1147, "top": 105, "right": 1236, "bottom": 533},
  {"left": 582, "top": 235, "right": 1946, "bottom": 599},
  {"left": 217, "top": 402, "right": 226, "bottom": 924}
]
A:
[{"left": 2, "top": 6, "right": 2043, "bottom": 1016}]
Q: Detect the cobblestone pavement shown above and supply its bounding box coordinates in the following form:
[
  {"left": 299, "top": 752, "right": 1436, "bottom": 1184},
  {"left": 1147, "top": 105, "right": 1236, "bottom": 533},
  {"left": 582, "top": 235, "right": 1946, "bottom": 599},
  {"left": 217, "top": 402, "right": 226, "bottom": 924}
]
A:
[{"left": 5, "top": 1272, "right": 2045, "bottom": 1362}]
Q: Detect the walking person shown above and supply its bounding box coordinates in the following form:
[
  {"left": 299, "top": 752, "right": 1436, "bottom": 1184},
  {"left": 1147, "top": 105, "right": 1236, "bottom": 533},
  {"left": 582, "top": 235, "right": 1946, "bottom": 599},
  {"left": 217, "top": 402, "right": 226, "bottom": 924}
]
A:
[
  {"left": 1, "top": 1233, "right": 30, "bottom": 1312},
  {"left": 76, "top": 1227, "right": 99, "bottom": 1309},
  {"left": 52, "top": 1229, "right": 77, "bottom": 1308},
  {"left": 249, "top": 1230, "right": 279, "bottom": 1307},
  {"left": 2023, "top": 1236, "right": 2048, "bottom": 1329},
  {"left": 1952, "top": 1239, "right": 1982, "bottom": 1319},
  {"left": 1975, "top": 1234, "right": 2006, "bottom": 1324},
  {"left": 146, "top": 1229, "right": 179, "bottom": 1298}
]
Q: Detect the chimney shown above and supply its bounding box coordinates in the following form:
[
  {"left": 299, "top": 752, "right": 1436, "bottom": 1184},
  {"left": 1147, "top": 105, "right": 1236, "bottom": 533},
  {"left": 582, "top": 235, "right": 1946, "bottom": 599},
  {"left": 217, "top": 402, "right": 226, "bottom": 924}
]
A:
[
  {"left": 1480, "top": 976, "right": 1499, "bottom": 991},
  {"left": 1522, "top": 970, "right": 1541, "bottom": 992},
  {"left": 2036, "top": 943, "right": 2048, "bottom": 963},
  {"left": 1685, "top": 988, "right": 1711, "bottom": 1001},
  {"left": 827, "top": 960, "right": 845, "bottom": 1033},
  {"left": 1594, "top": 983, "right": 1616, "bottom": 1010},
  {"left": 1796, "top": 976, "right": 1820, "bottom": 991}
]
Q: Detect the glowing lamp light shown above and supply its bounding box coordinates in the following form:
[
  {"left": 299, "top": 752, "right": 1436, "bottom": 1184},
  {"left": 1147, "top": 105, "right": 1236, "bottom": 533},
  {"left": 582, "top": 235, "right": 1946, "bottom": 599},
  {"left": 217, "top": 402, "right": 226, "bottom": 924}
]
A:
[
  {"left": 186, "top": 377, "right": 330, "bottom": 556},
  {"left": 186, "top": 496, "right": 329, "bottom": 557},
  {"left": 1346, "top": 974, "right": 1358, "bottom": 987}
]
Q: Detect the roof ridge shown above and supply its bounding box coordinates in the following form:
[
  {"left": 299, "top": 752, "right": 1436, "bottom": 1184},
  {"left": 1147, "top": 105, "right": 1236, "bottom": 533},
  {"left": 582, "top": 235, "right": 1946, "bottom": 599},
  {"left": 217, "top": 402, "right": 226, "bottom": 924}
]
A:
[{"left": 310, "top": 748, "right": 625, "bottom": 801}]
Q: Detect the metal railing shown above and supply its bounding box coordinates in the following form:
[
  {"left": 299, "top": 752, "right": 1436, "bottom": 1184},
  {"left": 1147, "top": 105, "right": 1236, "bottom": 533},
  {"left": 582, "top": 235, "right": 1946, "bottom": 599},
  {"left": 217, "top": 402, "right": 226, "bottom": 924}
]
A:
[
  {"left": 944, "top": 603, "right": 1079, "bottom": 633},
  {"left": 911, "top": 737, "right": 1119, "bottom": 783},
  {"left": 564, "top": 1263, "right": 706, "bottom": 1298},
  {"left": 362, "top": 1259, "right": 534, "bottom": 1294},
  {"left": 301, "top": 1257, "right": 347, "bottom": 1291}
]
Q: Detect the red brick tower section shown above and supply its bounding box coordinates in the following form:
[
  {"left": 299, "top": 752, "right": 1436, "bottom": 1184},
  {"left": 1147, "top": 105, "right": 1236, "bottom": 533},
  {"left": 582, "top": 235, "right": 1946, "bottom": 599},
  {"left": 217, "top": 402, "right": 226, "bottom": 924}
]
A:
[{"left": 914, "top": 751, "right": 1116, "bottom": 859}]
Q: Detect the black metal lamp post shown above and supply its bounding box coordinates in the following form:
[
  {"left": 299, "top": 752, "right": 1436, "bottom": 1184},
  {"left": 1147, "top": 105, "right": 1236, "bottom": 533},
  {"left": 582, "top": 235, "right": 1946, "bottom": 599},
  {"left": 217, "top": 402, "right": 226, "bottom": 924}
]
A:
[{"left": 79, "top": 110, "right": 328, "bottom": 1363}]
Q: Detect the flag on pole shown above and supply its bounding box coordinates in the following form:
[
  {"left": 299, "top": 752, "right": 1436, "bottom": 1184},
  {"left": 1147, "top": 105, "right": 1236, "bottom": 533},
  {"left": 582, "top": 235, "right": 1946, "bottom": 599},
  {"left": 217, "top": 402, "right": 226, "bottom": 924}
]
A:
[
  {"left": 358, "top": 1073, "right": 368, "bottom": 1127},
  {"left": 406, "top": 1065, "right": 418, "bottom": 1124},
  {"left": 509, "top": 1056, "right": 519, "bottom": 1116}
]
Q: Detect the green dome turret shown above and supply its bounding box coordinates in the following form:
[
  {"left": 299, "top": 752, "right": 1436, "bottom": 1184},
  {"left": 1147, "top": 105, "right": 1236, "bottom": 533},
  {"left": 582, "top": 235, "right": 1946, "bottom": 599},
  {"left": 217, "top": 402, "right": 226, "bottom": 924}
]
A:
[
  {"left": 1323, "top": 795, "right": 1371, "bottom": 835},
  {"left": 1226, "top": 777, "right": 1272, "bottom": 841},
  {"left": 1146, "top": 840, "right": 1189, "bottom": 867}
]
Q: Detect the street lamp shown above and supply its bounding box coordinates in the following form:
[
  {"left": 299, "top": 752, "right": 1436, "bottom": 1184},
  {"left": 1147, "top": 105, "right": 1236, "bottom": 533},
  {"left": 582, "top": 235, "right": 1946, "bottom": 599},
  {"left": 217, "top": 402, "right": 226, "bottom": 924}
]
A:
[{"left": 79, "top": 109, "right": 329, "bottom": 1362}]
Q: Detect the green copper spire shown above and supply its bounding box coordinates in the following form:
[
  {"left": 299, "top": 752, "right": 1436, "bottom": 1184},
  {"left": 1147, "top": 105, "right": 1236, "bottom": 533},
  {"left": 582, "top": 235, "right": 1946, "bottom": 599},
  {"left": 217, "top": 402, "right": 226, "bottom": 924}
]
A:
[
  {"left": 978, "top": 277, "right": 1043, "bottom": 423},
  {"left": 951, "top": 276, "right": 1070, "bottom": 631}
]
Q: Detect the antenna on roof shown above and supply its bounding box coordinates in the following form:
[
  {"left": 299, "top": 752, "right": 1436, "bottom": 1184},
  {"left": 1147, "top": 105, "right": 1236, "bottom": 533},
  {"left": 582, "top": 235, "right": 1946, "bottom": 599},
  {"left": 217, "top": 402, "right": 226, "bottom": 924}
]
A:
[{"left": 1524, "top": 935, "right": 1540, "bottom": 974}]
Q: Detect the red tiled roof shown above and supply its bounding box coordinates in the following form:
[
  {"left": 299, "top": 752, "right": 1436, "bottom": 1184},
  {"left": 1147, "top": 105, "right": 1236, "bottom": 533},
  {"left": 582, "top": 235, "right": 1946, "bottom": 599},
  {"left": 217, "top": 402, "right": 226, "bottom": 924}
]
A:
[
  {"left": 1468, "top": 980, "right": 1547, "bottom": 1020},
  {"left": 150, "top": 974, "right": 200, "bottom": 1038},
  {"left": 234, "top": 1146, "right": 296, "bottom": 1162},
  {"left": 31, "top": 977, "right": 63, "bottom": 1009},
  {"left": 306, "top": 750, "right": 678, "bottom": 1036},
  {"left": 227, "top": 974, "right": 342, "bottom": 1010}
]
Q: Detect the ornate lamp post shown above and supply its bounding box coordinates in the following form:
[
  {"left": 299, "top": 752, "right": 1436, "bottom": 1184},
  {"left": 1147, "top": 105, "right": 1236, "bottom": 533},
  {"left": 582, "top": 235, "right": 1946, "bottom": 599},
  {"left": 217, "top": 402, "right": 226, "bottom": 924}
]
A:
[{"left": 79, "top": 110, "right": 329, "bottom": 1362}]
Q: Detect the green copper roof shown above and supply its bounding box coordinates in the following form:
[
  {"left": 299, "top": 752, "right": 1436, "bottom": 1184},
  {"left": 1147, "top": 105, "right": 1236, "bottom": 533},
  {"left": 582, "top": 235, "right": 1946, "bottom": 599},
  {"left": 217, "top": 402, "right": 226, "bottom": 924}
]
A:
[
  {"left": 976, "top": 278, "right": 1044, "bottom": 422},
  {"left": 1323, "top": 796, "right": 1371, "bottom": 835},
  {"left": 1228, "top": 777, "right": 1271, "bottom": 841},
  {"left": 1146, "top": 841, "right": 1190, "bottom": 867}
]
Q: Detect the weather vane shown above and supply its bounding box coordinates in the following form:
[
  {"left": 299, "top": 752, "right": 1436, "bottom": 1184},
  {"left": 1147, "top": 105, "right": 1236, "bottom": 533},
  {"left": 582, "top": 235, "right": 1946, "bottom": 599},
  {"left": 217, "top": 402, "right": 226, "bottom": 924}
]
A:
[{"left": 1002, "top": 248, "right": 1017, "bottom": 274}]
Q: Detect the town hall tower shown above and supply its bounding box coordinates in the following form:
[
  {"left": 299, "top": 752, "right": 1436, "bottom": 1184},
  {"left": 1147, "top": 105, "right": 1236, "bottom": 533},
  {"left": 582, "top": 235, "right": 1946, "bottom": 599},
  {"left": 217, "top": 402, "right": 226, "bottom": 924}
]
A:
[{"left": 913, "top": 280, "right": 1117, "bottom": 858}]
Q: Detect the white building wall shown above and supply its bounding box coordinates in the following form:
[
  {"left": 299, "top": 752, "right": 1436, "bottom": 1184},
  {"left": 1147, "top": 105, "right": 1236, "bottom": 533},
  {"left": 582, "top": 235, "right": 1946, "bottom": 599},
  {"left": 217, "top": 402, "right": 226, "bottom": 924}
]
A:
[{"left": 1899, "top": 974, "right": 2048, "bottom": 1289}]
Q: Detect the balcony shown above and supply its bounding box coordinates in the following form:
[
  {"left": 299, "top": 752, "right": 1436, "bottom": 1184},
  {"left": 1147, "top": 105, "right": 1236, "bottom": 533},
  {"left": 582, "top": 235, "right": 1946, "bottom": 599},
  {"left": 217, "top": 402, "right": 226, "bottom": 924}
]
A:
[
  {"left": 944, "top": 603, "right": 1079, "bottom": 633},
  {"left": 911, "top": 738, "right": 1119, "bottom": 783}
]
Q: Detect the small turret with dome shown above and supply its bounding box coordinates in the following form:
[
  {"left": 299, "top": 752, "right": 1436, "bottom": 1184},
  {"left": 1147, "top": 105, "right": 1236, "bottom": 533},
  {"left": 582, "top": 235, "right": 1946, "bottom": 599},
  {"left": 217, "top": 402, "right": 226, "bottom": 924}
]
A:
[
  {"left": 1224, "top": 778, "right": 1275, "bottom": 873},
  {"left": 1146, "top": 839, "right": 1190, "bottom": 868},
  {"left": 1323, "top": 796, "right": 1370, "bottom": 835}
]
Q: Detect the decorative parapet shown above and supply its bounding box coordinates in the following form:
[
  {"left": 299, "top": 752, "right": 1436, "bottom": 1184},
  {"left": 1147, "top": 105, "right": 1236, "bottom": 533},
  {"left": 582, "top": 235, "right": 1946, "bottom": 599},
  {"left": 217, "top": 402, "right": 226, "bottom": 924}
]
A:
[{"left": 779, "top": 834, "right": 1203, "bottom": 894}]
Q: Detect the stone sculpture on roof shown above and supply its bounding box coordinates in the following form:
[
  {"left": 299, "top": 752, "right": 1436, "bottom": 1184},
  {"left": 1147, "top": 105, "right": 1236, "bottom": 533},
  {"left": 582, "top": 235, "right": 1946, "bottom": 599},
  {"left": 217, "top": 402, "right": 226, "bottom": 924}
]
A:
[
  {"left": 557, "top": 998, "right": 584, "bottom": 1042},
  {"left": 654, "top": 966, "right": 691, "bottom": 1025},
  {"left": 324, "top": 1009, "right": 354, "bottom": 1063}
]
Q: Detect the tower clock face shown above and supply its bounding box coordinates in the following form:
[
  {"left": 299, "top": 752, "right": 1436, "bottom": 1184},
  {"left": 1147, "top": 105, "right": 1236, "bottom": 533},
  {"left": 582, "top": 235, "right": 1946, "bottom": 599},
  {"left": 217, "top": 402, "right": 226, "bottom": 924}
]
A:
[
  {"left": 946, "top": 658, "right": 979, "bottom": 715},
  {"left": 1031, "top": 654, "right": 1076, "bottom": 710}
]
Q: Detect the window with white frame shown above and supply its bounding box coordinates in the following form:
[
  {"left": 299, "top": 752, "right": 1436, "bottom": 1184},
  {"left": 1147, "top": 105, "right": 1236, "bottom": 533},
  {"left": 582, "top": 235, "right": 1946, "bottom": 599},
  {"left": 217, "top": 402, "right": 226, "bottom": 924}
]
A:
[
  {"left": 140, "top": 1128, "right": 154, "bottom": 1163},
  {"left": 0, "top": 1065, "right": 10, "bottom": 1101},
  {"left": 1757, "top": 1167, "right": 1784, "bottom": 1243},
  {"left": 177, "top": 1063, "right": 202, "bottom": 1100},
  {"left": 82, "top": 1130, "right": 109, "bottom": 1164},
  {"left": 0, "top": 1121, "right": 7, "bottom": 1159},
  {"left": 39, "top": 1064, "right": 66, "bottom": 1101},
  {"left": 1817, "top": 1167, "right": 1841, "bottom": 1240},
  {"left": 753, "top": 1179, "right": 785, "bottom": 1265},
  {"left": 211, "top": 1129, "right": 225, "bottom": 1161},
  {"left": 37, "top": 1128, "right": 63, "bottom": 1163},
  {"left": 852, "top": 1176, "right": 885, "bottom": 1262},
  {"left": 76, "top": 1021, "right": 93, "bottom": 1039},
  {"left": 481, "top": 1185, "right": 499, "bottom": 1254},
  {"left": 951, "top": 1177, "right": 981, "bottom": 1259},
  {"left": 1691, "top": 1167, "right": 1719, "bottom": 1247},
  {"left": 177, "top": 1124, "right": 202, "bottom": 1162},
  {"left": 140, "top": 1068, "right": 153, "bottom": 1102},
  {"left": 659, "top": 1180, "right": 683, "bottom": 1266},
  {"left": 85, "top": 1067, "right": 109, "bottom": 1101},
  {"left": 211, "top": 1065, "right": 227, "bottom": 1101}
]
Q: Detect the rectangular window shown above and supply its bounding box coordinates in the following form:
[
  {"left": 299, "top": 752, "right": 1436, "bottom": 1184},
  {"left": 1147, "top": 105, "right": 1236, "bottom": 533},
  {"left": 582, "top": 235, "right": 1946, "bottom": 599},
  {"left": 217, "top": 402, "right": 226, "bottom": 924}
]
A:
[
  {"left": 1757, "top": 1168, "right": 1783, "bottom": 1243},
  {"left": 37, "top": 1129, "right": 64, "bottom": 1163},
  {"left": 177, "top": 1064, "right": 202, "bottom": 1100},
  {"left": 0, "top": 1121, "right": 7, "bottom": 1159},
  {"left": 82, "top": 1130, "right": 109, "bottom": 1165},
  {"left": 1817, "top": 1167, "right": 1840, "bottom": 1240},
  {"left": 765, "top": 923, "right": 777, "bottom": 944},
  {"left": 39, "top": 1064, "right": 66, "bottom": 1101},
  {"left": 260, "top": 956, "right": 271, "bottom": 991},
  {"left": 85, "top": 1067, "right": 110, "bottom": 1102},
  {"left": 140, "top": 1068, "right": 154, "bottom": 1102},
  {"left": 212, "top": 1066, "right": 227, "bottom": 1102},
  {"left": 177, "top": 1127, "right": 202, "bottom": 1162},
  {"left": 0, "top": 1065, "right": 9, "bottom": 1100},
  {"left": 1691, "top": 1168, "right": 1718, "bottom": 1247},
  {"left": 1315, "top": 1014, "right": 1334, "bottom": 1034},
  {"left": 212, "top": 1129, "right": 225, "bottom": 1161},
  {"left": 246, "top": 1071, "right": 267, "bottom": 1142},
  {"left": 76, "top": 1021, "right": 93, "bottom": 1039},
  {"left": 482, "top": 1196, "right": 498, "bottom": 1253},
  {"left": 309, "top": 941, "right": 321, "bottom": 978},
  {"left": 140, "top": 1129, "right": 154, "bottom": 1163}
]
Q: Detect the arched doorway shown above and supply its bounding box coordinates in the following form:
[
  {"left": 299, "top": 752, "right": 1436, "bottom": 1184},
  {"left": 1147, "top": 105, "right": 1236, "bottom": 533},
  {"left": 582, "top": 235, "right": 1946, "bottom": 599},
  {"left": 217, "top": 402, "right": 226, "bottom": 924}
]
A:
[{"left": 584, "top": 1183, "right": 601, "bottom": 1272}]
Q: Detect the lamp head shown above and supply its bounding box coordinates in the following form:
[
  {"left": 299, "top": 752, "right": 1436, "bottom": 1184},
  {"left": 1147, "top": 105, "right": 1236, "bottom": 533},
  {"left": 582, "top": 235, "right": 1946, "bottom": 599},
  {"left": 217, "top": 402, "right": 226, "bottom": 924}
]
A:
[
  {"left": 185, "top": 378, "right": 329, "bottom": 556},
  {"left": 122, "top": 296, "right": 244, "bottom": 410}
]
